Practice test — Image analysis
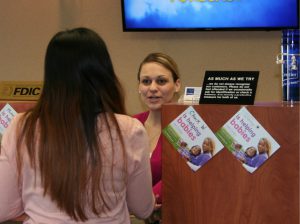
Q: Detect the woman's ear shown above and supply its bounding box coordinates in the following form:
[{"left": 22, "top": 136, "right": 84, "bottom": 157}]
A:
[{"left": 175, "top": 79, "right": 181, "bottom": 93}]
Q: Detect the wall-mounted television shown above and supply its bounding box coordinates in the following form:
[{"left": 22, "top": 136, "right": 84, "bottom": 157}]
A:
[{"left": 121, "top": 0, "right": 299, "bottom": 31}]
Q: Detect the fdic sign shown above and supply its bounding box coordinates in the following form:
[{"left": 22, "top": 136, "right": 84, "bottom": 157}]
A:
[{"left": 0, "top": 81, "right": 42, "bottom": 101}]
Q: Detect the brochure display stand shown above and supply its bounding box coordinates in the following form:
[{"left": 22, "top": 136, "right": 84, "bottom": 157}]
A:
[{"left": 162, "top": 103, "right": 299, "bottom": 224}]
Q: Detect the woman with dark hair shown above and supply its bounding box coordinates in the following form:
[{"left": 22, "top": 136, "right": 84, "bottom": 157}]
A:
[{"left": 0, "top": 27, "right": 154, "bottom": 223}]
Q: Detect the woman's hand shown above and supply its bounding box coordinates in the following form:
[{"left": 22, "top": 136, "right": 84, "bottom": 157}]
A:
[
  {"left": 145, "top": 195, "right": 162, "bottom": 224},
  {"left": 12, "top": 213, "right": 28, "bottom": 221}
]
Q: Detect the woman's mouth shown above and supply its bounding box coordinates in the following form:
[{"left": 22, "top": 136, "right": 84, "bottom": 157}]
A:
[{"left": 148, "top": 96, "right": 161, "bottom": 102}]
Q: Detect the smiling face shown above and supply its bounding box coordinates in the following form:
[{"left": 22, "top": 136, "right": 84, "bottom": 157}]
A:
[
  {"left": 190, "top": 145, "right": 201, "bottom": 156},
  {"left": 202, "top": 139, "right": 210, "bottom": 153},
  {"left": 202, "top": 137, "right": 215, "bottom": 155},
  {"left": 138, "top": 62, "right": 180, "bottom": 111},
  {"left": 258, "top": 139, "right": 267, "bottom": 154},
  {"left": 245, "top": 147, "right": 257, "bottom": 158}
]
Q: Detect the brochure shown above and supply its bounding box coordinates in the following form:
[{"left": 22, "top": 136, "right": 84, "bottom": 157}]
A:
[
  {"left": 0, "top": 103, "right": 17, "bottom": 136},
  {"left": 163, "top": 106, "right": 224, "bottom": 172},
  {"left": 215, "top": 106, "right": 280, "bottom": 173}
]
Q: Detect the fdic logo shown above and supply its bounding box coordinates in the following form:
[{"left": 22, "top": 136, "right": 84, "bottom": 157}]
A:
[
  {"left": 0, "top": 81, "right": 43, "bottom": 100},
  {"left": 13, "top": 87, "right": 40, "bottom": 96}
]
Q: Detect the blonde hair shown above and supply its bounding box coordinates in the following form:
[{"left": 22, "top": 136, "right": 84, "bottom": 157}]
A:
[
  {"left": 260, "top": 138, "right": 271, "bottom": 156},
  {"left": 137, "top": 52, "right": 180, "bottom": 82},
  {"left": 203, "top": 137, "right": 215, "bottom": 155}
]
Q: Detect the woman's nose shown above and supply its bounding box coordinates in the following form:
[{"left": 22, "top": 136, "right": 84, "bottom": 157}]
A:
[{"left": 149, "top": 81, "right": 158, "bottom": 91}]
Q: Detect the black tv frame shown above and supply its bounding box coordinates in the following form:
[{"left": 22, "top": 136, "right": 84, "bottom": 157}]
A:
[{"left": 121, "top": 0, "right": 300, "bottom": 32}]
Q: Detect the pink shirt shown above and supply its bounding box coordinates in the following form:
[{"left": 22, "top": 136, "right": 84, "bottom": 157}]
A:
[
  {"left": 133, "top": 111, "right": 162, "bottom": 204},
  {"left": 0, "top": 113, "right": 155, "bottom": 223}
]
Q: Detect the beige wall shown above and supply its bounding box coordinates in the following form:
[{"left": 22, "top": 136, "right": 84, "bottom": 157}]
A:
[{"left": 0, "top": 0, "right": 282, "bottom": 115}]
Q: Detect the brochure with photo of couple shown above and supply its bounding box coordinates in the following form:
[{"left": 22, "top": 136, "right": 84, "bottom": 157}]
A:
[
  {"left": 162, "top": 106, "right": 224, "bottom": 172},
  {"left": 215, "top": 106, "right": 280, "bottom": 173}
]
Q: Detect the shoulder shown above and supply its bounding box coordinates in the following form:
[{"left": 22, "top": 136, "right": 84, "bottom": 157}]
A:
[
  {"left": 115, "top": 114, "right": 150, "bottom": 162},
  {"left": 132, "top": 111, "right": 149, "bottom": 123},
  {"left": 116, "top": 113, "right": 144, "bottom": 128},
  {"left": 202, "top": 153, "right": 212, "bottom": 160},
  {"left": 260, "top": 153, "right": 268, "bottom": 160},
  {"left": 115, "top": 114, "right": 148, "bottom": 139}
]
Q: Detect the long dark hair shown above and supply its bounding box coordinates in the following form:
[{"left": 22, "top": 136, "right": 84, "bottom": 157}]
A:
[{"left": 16, "top": 27, "right": 127, "bottom": 221}]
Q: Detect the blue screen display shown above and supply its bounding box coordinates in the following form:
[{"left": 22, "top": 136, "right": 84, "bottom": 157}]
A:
[{"left": 122, "top": 0, "right": 299, "bottom": 30}]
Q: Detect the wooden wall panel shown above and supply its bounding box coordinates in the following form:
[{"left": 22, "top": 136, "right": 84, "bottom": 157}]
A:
[{"left": 162, "top": 103, "right": 299, "bottom": 224}]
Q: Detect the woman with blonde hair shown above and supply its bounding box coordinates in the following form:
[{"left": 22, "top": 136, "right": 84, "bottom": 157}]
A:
[
  {"left": 203, "top": 137, "right": 215, "bottom": 155},
  {"left": 133, "top": 52, "right": 181, "bottom": 223},
  {"left": 253, "top": 137, "right": 271, "bottom": 168},
  {"left": 198, "top": 137, "right": 215, "bottom": 166}
]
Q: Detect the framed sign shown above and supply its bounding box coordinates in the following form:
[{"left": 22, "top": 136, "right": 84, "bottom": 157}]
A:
[
  {"left": 182, "top": 87, "right": 202, "bottom": 103},
  {"left": 199, "top": 71, "right": 259, "bottom": 105},
  {"left": 0, "top": 81, "right": 42, "bottom": 101}
]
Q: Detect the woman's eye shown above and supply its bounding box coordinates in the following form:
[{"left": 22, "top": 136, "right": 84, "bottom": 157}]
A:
[
  {"left": 156, "top": 79, "right": 167, "bottom": 85},
  {"left": 141, "top": 79, "right": 152, "bottom": 85}
]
